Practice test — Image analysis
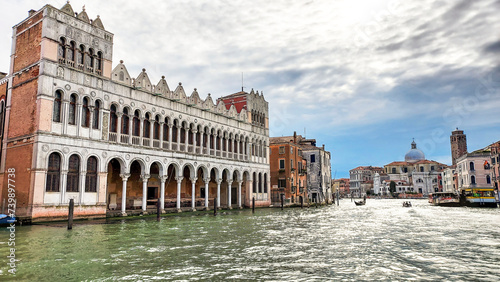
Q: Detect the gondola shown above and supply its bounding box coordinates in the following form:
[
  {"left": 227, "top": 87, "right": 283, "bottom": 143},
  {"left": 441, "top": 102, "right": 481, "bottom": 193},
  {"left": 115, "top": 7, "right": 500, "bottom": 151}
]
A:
[{"left": 354, "top": 200, "right": 365, "bottom": 206}]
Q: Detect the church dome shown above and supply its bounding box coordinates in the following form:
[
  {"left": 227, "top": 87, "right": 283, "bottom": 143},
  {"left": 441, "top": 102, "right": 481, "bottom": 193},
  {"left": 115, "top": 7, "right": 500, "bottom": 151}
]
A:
[{"left": 405, "top": 140, "right": 425, "bottom": 162}]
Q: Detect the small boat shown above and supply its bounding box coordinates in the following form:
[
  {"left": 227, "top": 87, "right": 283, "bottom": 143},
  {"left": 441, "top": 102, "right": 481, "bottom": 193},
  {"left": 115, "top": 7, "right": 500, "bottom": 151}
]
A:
[
  {"left": 402, "top": 201, "right": 412, "bottom": 207},
  {"left": 460, "top": 188, "right": 498, "bottom": 208},
  {"left": 0, "top": 214, "right": 16, "bottom": 225},
  {"left": 429, "top": 192, "right": 460, "bottom": 207},
  {"left": 354, "top": 200, "right": 365, "bottom": 206}
]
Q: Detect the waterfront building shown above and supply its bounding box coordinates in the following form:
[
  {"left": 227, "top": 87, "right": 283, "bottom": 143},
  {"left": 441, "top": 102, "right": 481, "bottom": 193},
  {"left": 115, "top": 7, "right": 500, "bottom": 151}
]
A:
[
  {"left": 450, "top": 128, "right": 467, "bottom": 166},
  {"left": 379, "top": 179, "right": 412, "bottom": 195},
  {"left": 332, "top": 178, "right": 350, "bottom": 197},
  {"left": 489, "top": 141, "right": 500, "bottom": 190},
  {"left": 384, "top": 140, "right": 447, "bottom": 195},
  {"left": 349, "top": 166, "right": 384, "bottom": 197},
  {"left": 269, "top": 132, "right": 307, "bottom": 205},
  {"left": 441, "top": 166, "right": 457, "bottom": 193},
  {"left": 0, "top": 3, "right": 270, "bottom": 222},
  {"left": 456, "top": 148, "right": 493, "bottom": 190}
]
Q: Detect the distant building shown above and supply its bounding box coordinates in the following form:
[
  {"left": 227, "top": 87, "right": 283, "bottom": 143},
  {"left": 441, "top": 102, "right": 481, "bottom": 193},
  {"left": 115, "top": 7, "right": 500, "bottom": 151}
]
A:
[
  {"left": 490, "top": 141, "right": 500, "bottom": 190},
  {"left": 450, "top": 128, "right": 467, "bottom": 166},
  {"left": 332, "top": 178, "right": 350, "bottom": 197},
  {"left": 457, "top": 148, "right": 493, "bottom": 189},
  {"left": 349, "top": 166, "right": 384, "bottom": 197},
  {"left": 269, "top": 132, "right": 307, "bottom": 206},
  {"left": 441, "top": 166, "right": 457, "bottom": 192},
  {"left": 384, "top": 140, "right": 448, "bottom": 195}
]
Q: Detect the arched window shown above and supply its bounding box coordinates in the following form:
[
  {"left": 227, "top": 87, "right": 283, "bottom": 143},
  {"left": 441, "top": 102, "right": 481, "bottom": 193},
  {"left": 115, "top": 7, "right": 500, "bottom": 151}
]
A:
[
  {"left": 486, "top": 175, "right": 491, "bottom": 184},
  {"left": 68, "top": 94, "right": 77, "bottom": 125},
  {"left": 469, "top": 162, "right": 475, "bottom": 171},
  {"left": 58, "top": 37, "right": 66, "bottom": 61},
  {"left": 119, "top": 71, "right": 124, "bottom": 81},
  {"left": 96, "top": 51, "right": 103, "bottom": 71},
  {"left": 46, "top": 153, "right": 61, "bottom": 192},
  {"left": 109, "top": 104, "right": 118, "bottom": 133},
  {"left": 67, "top": 154, "right": 80, "bottom": 192},
  {"left": 133, "top": 110, "right": 140, "bottom": 136},
  {"left": 253, "top": 172, "right": 257, "bottom": 193},
  {"left": 122, "top": 108, "right": 129, "bottom": 134},
  {"left": 68, "top": 41, "right": 75, "bottom": 63},
  {"left": 188, "top": 126, "right": 193, "bottom": 145},
  {"left": 163, "top": 118, "right": 169, "bottom": 141},
  {"left": 143, "top": 113, "right": 150, "bottom": 138},
  {"left": 53, "top": 90, "right": 62, "bottom": 122},
  {"left": 264, "top": 174, "right": 268, "bottom": 193},
  {"left": 0, "top": 100, "right": 5, "bottom": 137},
  {"left": 85, "top": 156, "right": 98, "bottom": 192},
  {"left": 92, "top": 100, "right": 100, "bottom": 129},
  {"left": 81, "top": 97, "right": 90, "bottom": 127},
  {"left": 78, "top": 45, "right": 85, "bottom": 68},
  {"left": 153, "top": 115, "right": 160, "bottom": 139},
  {"left": 391, "top": 167, "right": 396, "bottom": 174},
  {"left": 87, "top": 48, "right": 94, "bottom": 69}
]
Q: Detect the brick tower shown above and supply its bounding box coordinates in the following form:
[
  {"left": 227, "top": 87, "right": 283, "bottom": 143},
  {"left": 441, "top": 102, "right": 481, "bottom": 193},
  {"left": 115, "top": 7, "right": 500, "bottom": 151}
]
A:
[{"left": 450, "top": 128, "right": 467, "bottom": 166}]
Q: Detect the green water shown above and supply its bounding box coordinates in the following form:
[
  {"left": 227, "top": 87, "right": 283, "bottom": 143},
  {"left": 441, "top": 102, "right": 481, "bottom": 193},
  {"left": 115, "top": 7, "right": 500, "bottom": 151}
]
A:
[{"left": 1, "top": 199, "right": 500, "bottom": 281}]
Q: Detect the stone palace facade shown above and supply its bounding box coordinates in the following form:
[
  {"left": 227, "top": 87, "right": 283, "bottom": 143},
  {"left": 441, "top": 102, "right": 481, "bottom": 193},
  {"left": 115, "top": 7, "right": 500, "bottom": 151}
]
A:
[{"left": 0, "top": 3, "right": 270, "bottom": 222}]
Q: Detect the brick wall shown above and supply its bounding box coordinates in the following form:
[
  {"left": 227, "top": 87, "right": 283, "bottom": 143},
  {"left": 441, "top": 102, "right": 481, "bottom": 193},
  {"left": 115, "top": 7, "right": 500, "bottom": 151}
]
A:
[
  {"left": 13, "top": 14, "right": 43, "bottom": 73},
  {"left": 9, "top": 66, "right": 39, "bottom": 138}
]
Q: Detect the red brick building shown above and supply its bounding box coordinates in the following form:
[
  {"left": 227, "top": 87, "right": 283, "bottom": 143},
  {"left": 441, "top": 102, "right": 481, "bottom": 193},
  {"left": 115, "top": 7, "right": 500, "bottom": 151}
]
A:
[{"left": 269, "top": 132, "right": 307, "bottom": 205}]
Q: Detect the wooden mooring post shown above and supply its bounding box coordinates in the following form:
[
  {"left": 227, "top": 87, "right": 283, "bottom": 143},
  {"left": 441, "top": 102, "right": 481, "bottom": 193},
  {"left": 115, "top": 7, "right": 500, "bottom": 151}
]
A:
[
  {"left": 214, "top": 197, "right": 217, "bottom": 216},
  {"left": 157, "top": 198, "right": 161, "bottom": 221},
  {"left": 252, "top": 197, "right": 255, "bottom": 213},
  {"left": 281, "top": 194, "right": 284, "bottom": 210},
  {"left": 300, "top": 196, "right": 303, "bottom": 208},
  {"left": 68, "top": 198, "right": 74, "bottom": 230}
]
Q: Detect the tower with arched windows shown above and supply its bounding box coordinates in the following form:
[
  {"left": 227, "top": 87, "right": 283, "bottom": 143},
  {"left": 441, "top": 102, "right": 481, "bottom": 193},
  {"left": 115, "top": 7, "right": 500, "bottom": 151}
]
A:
[{"left": 0, "top": 3, "right": 270, "bottom": 223}]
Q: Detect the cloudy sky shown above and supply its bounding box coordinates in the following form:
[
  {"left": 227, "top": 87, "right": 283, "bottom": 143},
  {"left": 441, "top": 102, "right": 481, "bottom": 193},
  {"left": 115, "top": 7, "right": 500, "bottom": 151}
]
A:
[{"left": 1, "top": 0, "right": 499, "bottom": 178}]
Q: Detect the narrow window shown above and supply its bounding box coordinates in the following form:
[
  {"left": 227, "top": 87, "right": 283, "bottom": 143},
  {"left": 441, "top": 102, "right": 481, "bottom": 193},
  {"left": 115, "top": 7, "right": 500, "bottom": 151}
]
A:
[
  {"left": 66, "top": 154, "right": 80, "bottom": 192},
  {"left": 81, "top": 97, "right": 90, "bottom": 127},
  {"left": 96, "top": 51, "right": 103, "bottom": 71},
  {"left": 53, "top": 90, "right": 62, "bottom": 122},
  {"left": 311, "top": 154, "right": 316, "bottom": 163},
  {"left": 92, "top": 100, "right": 100, "bottom": 129},
  {"left": 470, "top": 162, "right": 475, "bottom": 171},
  {"left": 109, "top": 104, "right": 118, "bottom": 133},
  {"left": 68, "top": 94, "right": 76, "bottom": 125},
  {"left": 143, "top": 113, "right": 150, "bottom": 138},
  {"left": 486, "top": 175, "right": 491, "bottom": 184},
  {"left": 78, "top": 45, "right": 85, "bottom": 66},
  {"left": 85, "top": 156, "right": 98, "bottom": 192},
  {"left": 154, "top": 115, "right": 160, "bottom": 139},
  {"left": 392, "top": 168, "right": 396, "bottom": 174},
  {"left": 279, "top": 159, "right": 285, "bottom": 169},
  {"left": 133, "top": 110, "right": 140, "bottom": 136},
  {"left": 58, "top": 38, "right": 66, "bottom": 60},
  {"left": 121, "top": 108, "right": 129, "bottom": 134},
  {"left": 471, "top": 175, "right": 476, "bottom": 185},
  {"left": 163, "top": 118, "right": 169, "bottom": 141},
  {"left": 46, "top": 153, "right": 61, "bottom": 192}
]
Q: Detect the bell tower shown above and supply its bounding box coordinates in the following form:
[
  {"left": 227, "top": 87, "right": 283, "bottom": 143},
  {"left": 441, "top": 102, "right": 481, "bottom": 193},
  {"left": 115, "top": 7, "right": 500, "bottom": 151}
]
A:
[{"left": 450, "top": 128, "right": 467, "bottom": 166}]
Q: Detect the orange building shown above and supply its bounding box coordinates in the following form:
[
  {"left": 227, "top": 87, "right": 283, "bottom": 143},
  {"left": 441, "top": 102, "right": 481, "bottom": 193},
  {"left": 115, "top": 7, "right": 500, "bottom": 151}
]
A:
[{"left": 269, "top": 132, "right": 307, "bottom": 206}]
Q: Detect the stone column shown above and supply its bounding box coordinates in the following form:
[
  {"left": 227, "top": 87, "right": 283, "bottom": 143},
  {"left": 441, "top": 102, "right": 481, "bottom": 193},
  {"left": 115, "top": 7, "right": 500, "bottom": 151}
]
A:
[
  {"left": 201, "top": 131, "right": 205, "bottom": 154},
  {"left": 139, "top": 117, "right": 144, "bottom": 143},
  {"left": 159, "top": 175, "right": 167, "bottom": 212},
  {"left": 141, "top": 174, "right": 150, "bottom": 214},
  {"left": 79, "top": 171, "right": 86, "bottom": 205},
  {"left": 238, "top": 181, "right": 243, "bottom": 209},
  {"left": 207, "top": 133, "right": 212, "bottom": 155},
  {"left": 191, "top": 177, "right": 197, "bottom": 211},
  {"left": 168, "top": 124, "right": 173, "bottom": 150},
  {"left": 60, "top": 170, "right": 68, "bottom": 204},
  {"left": 184, "top": 126, "right": 189, "bottom": 152},
  {"left": 176, "top": 176, "right": 183, "bottom": 212},
  {"left": 227, "top": 180, "right": 232, "bottom": 209},
  {"left": 192, "top": 130, "right": 198, "bottom": 153},
  {"left": 176, "top": 125, "right": 181, "bottom": 150},
  {"left": 120, "top": 173, "right": 130, "bottom": 216},
  {"left": 61, "top": 100, "right": 68, "bottom": 135},
  {"left": 204, "top": 178, "right": 210, "bottom": 209},
  {"left": 88, "top": 105, "right": 94, "bottom": 139},
  {"left": 217, "top": 179, "right": 222, "bottom": 209},
  {"left": 149, "top": 119, "right": 154, "bottom": 147},
  {"left": 116, "top": 112, "right": 123, "bottom": 136},
  {"left": 159, "top": 121, "right": 164, "bottom": 147},
  {"left": 75, "top": 102, "right": 81, "bottom": 136},
  {"left": 128, "top": 115, "right": 133, "bottom": 144}
]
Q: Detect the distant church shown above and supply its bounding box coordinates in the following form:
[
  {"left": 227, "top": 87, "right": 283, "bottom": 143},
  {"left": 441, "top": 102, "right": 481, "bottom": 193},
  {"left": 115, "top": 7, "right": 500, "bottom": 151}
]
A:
[{"left": 378, "top": 140, "right": 448, "bottom": 195}]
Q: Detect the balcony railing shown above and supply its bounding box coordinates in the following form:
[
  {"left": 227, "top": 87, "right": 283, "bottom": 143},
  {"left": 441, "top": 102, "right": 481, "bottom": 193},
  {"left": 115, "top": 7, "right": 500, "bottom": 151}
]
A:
[
  {"left": 188, "top": 145, "right": 194, "bottom": 153},
  {"left": 142, "top": 139, "right": 150, "bottom": 147},
  {"left": 162, "top": 141, "right": 169, "bottom": 149},
  {"left": 120, "top": 134, "right": 129, "bottom": 144},
  {"left": 153, "top": 140, "right": 160, "bottom": 148},
  {"left": 132, "top": 136, "right": 141, "bottom": 146},
  {"left": 180, "top": 144, "right": 186, "bottom": 151},
  {"left": 108, "top": 132, "right": 117, "bottom": 142},
  {"left": 172, "top": 143, "right": 178, "bottom": 151}
]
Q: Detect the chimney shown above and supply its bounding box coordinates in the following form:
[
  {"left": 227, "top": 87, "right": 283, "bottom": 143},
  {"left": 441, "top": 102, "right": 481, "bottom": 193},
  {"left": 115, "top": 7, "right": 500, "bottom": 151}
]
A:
[
  {"left": 28, "top": 9, "right": 36, "bottom": 17},
  {"left": 293, "top": 131, "right": 297, "bottom": 143},
  {"left": 322, "top": 144, "right": 325, "bottom": 150}
]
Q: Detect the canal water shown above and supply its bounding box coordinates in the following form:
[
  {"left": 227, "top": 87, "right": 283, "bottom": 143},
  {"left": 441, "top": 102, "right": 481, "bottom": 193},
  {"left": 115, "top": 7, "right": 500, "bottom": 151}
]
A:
[{"left": 1, "top": 199, "right": 500, "bottom": 281}]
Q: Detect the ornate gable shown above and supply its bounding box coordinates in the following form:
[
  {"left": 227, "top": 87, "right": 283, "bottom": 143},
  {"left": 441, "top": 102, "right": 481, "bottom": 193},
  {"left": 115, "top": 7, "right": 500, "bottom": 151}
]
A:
[
  {"left": 92, "top": 15, "right": 104, "bottom": 29},
  {"left": 155, "top": 76, "right": 170, "bottom": 97},
  {"left": 111, "top": 60, "right": 132, "bottom": 86},
  {"left": 188, "top": 89, "right": 203, "bottom": 106},
  {"left": 60, "top": 2, "right": 75, "bottom": 16},
  {"left": 135, "top": 69, "right": 152, "bottom": 92},
  {"left": 173, "top": 83, "right": 187, "bottom": 101},
  {"left": 203, "top": 94, "right": 216, "bottom": 111},
  {"left": 76, "top": 7, "right": 90, "bottom": 23}
]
